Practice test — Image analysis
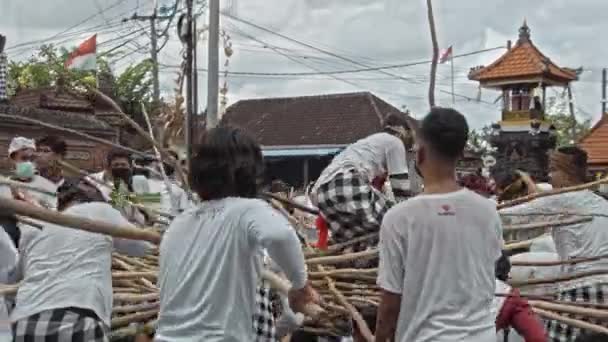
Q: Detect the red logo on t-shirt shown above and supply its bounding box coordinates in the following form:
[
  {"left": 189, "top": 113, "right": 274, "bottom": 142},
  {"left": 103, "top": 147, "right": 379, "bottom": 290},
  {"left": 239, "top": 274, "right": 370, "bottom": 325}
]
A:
[{"left": 438, "top": 204, "right": 455, "bottom": 216}]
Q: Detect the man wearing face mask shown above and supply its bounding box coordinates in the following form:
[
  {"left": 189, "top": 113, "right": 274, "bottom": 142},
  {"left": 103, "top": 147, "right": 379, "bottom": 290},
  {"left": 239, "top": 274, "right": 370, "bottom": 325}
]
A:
[
  {"left": 0, "top": 137, "right": 58, "bottom": 210},
  {"left": 89, "top": 148, "right": 149, "bottom": 225}
]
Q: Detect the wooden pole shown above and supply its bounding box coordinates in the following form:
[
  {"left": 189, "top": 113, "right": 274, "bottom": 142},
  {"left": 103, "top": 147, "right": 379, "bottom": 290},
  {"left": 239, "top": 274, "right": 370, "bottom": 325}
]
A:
[
  {"left": 0, "top": 197, "right": 161, "bottom": 244},
  {"left": 426, "top": 0, "right": 439, "bottom": 108}
]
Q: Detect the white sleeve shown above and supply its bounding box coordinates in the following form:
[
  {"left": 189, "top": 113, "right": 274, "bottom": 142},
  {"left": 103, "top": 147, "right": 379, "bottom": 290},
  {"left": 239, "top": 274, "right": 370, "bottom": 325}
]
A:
[
  {"left": 377, "top": 209, "right": 406, "bottom": 294},
  {"left": 0, "top": 228, "right": 18, "bottom": 273},
  {"left": 385, "top": 138, "right": 408, "bottom": 176},
  {"left": 106, "top": 206, "right": 153, "bottom": 257},
  {"left": 245, "top": 203, "right": 307, "bottom": 290}
]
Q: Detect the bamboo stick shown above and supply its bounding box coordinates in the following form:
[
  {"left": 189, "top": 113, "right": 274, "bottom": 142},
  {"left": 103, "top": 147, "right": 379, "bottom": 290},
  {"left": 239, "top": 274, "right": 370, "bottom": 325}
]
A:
[
  {"left": 503, "top": 217, "right": 592, "bottom": 232},
  {"left": 498, "top": 176, "right": 608, "bottom": 209},
  {"left": 306, "top": 249, "right": 379, "bottom": 266},
  {"left": 529, "top": 300, "right": 608, "bottom": 320},
  {"left": 111, "top": 309, "right": 158, "bottom": 329},
  {"left": 503, "top": 239, "right": 534, "bottom": 251},
  {"left": 113, "top": 302, "right": 160, "bottom": 314},
  {"left": 510, "top": 270, "right": 608, "bottom": 287},
  {"left": 114, "top": 293, "right": 160, "bottom": 302},
  {"left": 112, "top": 271, "right": 157, "bottom": 280},
  {"left": 309, "top": 268, "right": 378, "bottom": 278},
  {"left": 511, "top": 254, "right": 608, "bottom": 267},
  {"left": 0, "top": 196, "right": 161, "bottom": 244},
  {"left": 0, "top": 178, "right": 57, "bottom": 196},
  {"left": 533, "top": 307, "right": 608, "bottom": 335}
]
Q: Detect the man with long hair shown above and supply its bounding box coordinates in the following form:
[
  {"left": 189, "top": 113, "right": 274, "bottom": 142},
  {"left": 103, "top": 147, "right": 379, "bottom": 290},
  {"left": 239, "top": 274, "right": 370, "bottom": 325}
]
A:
[{"left": 156, "top": 126, "right": 318, "bottom": 341}]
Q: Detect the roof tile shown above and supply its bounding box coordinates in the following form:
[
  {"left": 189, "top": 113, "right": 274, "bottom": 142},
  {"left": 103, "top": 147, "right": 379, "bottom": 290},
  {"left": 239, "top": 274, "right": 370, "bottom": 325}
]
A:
[
  {"left": 221, "top": 92, "right": 408, "bottom": 146},
  {"left": 579, "top": 116, "right": 608, "bottom": 165}
]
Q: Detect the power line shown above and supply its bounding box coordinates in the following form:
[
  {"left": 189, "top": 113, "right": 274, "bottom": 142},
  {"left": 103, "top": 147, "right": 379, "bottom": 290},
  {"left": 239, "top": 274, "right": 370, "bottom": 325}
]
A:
[
  {"left": 7, "top": 0, "right": 130, "bottom": 51},
  {"left": 221, "top": 12, "right": 501, "bottom": 105}
]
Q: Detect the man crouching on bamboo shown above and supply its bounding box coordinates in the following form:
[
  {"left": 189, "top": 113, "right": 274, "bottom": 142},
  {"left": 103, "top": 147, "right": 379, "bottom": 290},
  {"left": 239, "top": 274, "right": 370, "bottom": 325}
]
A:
[
  {"left": 155, "top": 126, "right": 319, "bottom": 342},
  {"left": 310, "top": 112, "right": 418, "bottom": 251},
  {"left": 10, "top": 178, "right": 153, "bottom": 341}
]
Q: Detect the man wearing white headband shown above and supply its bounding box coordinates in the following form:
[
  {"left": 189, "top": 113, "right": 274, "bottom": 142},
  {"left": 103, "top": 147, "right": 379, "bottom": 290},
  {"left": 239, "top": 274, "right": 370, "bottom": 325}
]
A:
[{"left": 310, "top": 112, "right": 418, "bottom": 251}]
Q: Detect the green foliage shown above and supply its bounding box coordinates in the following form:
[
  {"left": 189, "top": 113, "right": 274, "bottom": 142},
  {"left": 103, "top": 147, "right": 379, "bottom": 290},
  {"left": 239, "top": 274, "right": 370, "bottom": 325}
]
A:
[
  {"left": 546, "top": 111, "right": 592, "bottom": 146},
  {"left": 115, "top": 58, "right": 155, "bottom": 115},
  {"left": 7, "top": 44, "right": 155, "bottom": 118}
]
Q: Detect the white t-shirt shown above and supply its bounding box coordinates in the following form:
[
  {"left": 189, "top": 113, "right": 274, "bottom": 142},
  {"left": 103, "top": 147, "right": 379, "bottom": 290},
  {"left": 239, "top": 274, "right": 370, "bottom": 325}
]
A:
[
  {"left": 501, "top": 190, "right": 608, "bottom": 290},
  {"left": 156, "top": 198, "right": 307, "bottom": 342},
  {"left": 378, "top": 189, "right": 502, "bottom": 342},
  {"left": 10, "top": 202, "right": 152, "bottom": 326},
  {"left": 313, "top": 133, "right": 408, "bottom": 191},
  {"left": 0, "top": 228, "right": 18, "bottom": 340}
]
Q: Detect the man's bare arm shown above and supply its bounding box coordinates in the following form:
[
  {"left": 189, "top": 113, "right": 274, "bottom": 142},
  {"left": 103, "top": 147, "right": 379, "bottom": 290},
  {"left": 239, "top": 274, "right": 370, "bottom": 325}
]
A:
[{"left": 375, "top": 289, "right": 402, "bottom": 342}]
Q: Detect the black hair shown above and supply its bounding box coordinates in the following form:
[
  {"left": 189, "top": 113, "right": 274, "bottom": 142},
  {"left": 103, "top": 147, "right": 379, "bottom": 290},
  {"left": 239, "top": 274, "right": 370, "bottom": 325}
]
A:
[
  {"left": 190, "top": 126, "right": 264, "bottom": 200},
  {"left": 57, "top": 177, "right": 106, "bottom": 211},
  {"left": 36, "top": 135, "right": 67, "bottom": 157},
  {"left": 495, "top": 251, "right": 511, "bottom": 282},
  {"left": 106, "top": 148, "right": 132, "bottom": 167},
  {"left": 383, "top": 112, "right": 415, "bottom": 131},
  {"left": 419, "top": 107, "right": 469, "bottom": 161}
]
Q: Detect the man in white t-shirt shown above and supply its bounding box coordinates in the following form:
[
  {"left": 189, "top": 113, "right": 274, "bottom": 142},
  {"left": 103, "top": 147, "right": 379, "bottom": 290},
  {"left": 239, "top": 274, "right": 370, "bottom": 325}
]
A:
[
  {"left": 156, "top": 127, "right": 318, "bottom": 342},
  {"left": 310, "top": 112, "right": 417, "bottom": 250},
  {"left": 11, "top": 178, "right": 152, "bottom": 341},
  {"left": 376, "top": 107, "right": 502, "bottom": 342},
  {"left": 0, "top": 227, "right": 18, "bottom": 340}
]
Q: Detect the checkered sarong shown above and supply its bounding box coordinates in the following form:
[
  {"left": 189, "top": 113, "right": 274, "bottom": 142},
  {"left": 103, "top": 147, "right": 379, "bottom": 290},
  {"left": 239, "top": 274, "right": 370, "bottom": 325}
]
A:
[
  {"left": 547, "top": 283, "right": 608, "bottom": 342},
  {"left": 0, "top": 53, "right": 7, "bottom": 102},
  {"left": 315, "top": 169, "right": 392, "bottom": 248},
  {"left": 253, "top": 281, "right": 279, "bottom": 342},
  {"left": 13, "top": 307, "right": 109, "bottom": 341}
]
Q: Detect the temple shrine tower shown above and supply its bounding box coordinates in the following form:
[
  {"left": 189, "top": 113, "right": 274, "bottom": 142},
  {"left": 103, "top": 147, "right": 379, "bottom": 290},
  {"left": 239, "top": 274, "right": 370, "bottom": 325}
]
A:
[{"left": 469, "top": 21, "right": 578, "bottom": 181}]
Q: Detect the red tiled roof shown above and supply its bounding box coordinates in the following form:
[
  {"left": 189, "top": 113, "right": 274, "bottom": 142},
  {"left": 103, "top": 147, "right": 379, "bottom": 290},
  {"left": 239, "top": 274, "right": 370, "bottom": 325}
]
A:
[
  {"left": 579, "top": 115, "right": 608, "bottom": 165},
  {"left": 221, "top": 92, "right": 410, "bottom": 146},
  {"left": 469, "top": 24, "right": 577, "bottom": 84}
]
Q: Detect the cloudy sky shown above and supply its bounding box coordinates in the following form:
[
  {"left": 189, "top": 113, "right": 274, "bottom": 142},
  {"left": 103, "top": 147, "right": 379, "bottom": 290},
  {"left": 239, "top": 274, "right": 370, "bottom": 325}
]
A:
[{"left": 2, "top": 0, "right": 606, "bottom": 129}]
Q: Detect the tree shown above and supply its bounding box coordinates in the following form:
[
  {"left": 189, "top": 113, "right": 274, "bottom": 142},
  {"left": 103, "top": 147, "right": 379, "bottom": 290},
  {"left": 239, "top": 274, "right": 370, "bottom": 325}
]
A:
[
  {"left": 7, "top": 45, "right": 154, "bottom": 118},
  {"left": 545, "top": 96, "right": 592, "bottom": 146},
  {"left": 467, "top": 125, "right": 494, "bottom": 155}
]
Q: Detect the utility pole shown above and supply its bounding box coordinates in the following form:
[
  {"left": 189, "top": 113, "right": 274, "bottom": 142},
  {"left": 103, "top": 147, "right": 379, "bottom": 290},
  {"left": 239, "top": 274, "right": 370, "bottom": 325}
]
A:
[
  {"left": 192, "top": 19, "right": 198, "bottom": 116},
  {"left": 185, "top": 0, "right": 194, "bottom": 172},
  {"left": 426, "top": 0, "right": 439, "bottom": 109},
  {"left": 149, "top": 14, "right": 160, "bottom": 107},
  {"left": 567, "top": 85, "right": 576, "bottom": 142},
  {"left": 602, "top": 68, "right": 607, "bottom": 115},
  {"left": 123, "top": 11, "right": 172, "bottom": 107},
  {"left": 206, "top": 0, "right": 220, "bottom": 129}
]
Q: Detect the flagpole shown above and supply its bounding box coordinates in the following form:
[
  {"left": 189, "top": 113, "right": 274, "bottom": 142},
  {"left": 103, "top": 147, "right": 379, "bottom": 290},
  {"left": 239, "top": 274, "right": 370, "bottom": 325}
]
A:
[{"left": 451, "top": 48, "right": 455, "bottom": 105}]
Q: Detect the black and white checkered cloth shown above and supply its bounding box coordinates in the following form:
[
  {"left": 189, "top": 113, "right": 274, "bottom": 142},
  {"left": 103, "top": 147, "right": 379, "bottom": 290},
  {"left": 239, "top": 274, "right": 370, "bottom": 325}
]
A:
[
  {"left": 0, "top": 52, "right": 7, "bottom": 102},
  {"left": 315, "top": 169, "right": 392, "bottom": 249},
  {"left": 13, "top": 307, "right": 109, "bottom": 341},
  {"left": 253, "top": 281, "right": 280, "bottom": 342},
  {"left": 547, "top": 283, "right": 608, "bottom": 342}
]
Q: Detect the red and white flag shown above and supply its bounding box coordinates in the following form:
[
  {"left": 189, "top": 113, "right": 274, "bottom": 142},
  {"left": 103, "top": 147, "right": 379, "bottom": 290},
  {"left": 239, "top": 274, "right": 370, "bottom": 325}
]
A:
[
  {"left": 65, "top": 35, "right": 97, "bottom": 70},
  {"left": 439, "top": 45, "right": 453, "bottom": 64}
]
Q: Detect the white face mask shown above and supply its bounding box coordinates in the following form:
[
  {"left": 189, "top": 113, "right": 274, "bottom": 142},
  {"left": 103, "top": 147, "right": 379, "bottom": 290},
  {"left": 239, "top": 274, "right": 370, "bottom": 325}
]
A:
[{"left": 15, "top": 161, "right": 36, "bottom": 180}]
